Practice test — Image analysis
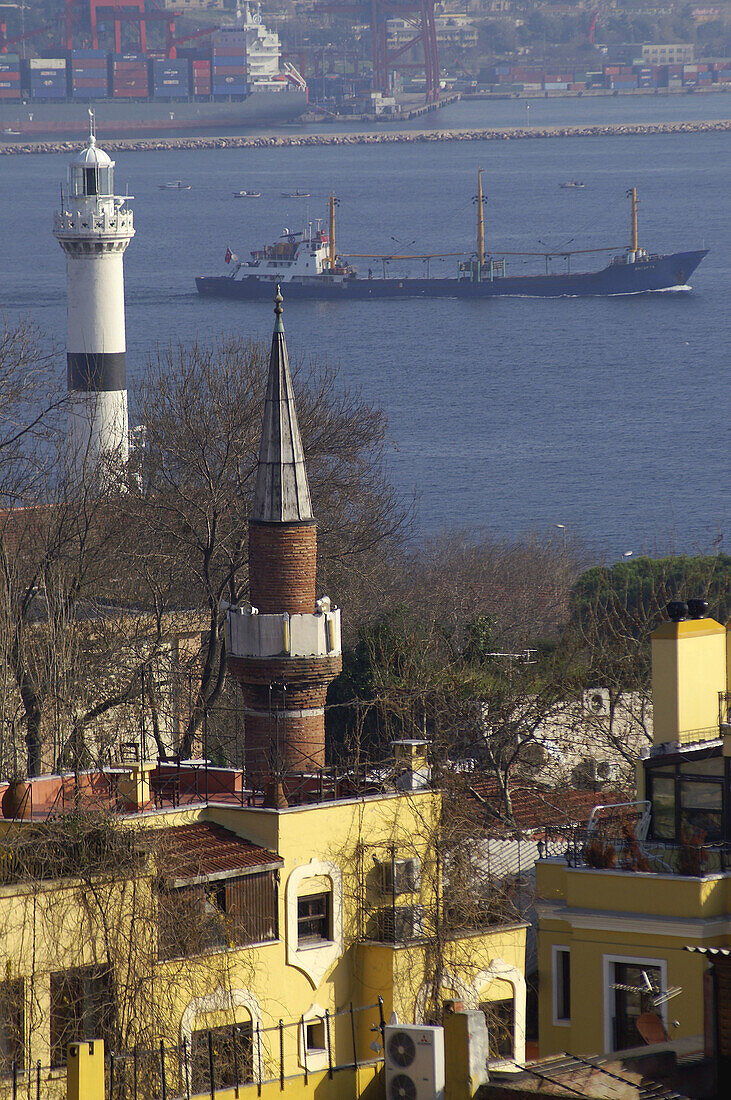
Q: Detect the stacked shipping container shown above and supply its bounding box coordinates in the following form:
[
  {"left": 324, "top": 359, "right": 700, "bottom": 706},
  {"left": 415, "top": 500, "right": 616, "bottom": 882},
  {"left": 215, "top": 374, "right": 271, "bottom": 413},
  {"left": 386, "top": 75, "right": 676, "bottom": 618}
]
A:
[
  {"left": 211, "top": 29, "right": 246, "bottom": 97},
  {"left": 110, "top": 53, "right": 148, "bottom": 98},
  {"left": 151, "top": 59, "right": 189, "bottom": 98},
  {"left": 29, "top": 58, "right": 67, "bottom": 100},
  {"left": 71, "top": 49, "right": 108, "bottom": 99},
  {"left": 0, "top": 53, "right": 21, "bottom": 100},
  {"left": 191, "top": 58, "right": 212, "bottom": 96}
]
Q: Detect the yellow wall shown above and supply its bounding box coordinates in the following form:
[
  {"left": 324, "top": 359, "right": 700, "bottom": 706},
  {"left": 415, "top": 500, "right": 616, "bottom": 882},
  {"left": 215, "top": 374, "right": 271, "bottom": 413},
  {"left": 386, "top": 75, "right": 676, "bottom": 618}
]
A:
[
  {"left": 537, "top": 861, "right": 725, "bottom": 1057},
  {"left": 0, "top": 788, "right": 526, "bottom": 1085},
  {"left": 651, "top": 618, "right": 726, "bottom": 744}
]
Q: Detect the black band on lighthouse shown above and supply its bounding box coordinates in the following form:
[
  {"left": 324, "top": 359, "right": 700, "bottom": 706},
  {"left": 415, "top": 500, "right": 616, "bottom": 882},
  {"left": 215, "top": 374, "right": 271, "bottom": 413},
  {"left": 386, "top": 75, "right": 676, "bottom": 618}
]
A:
[{"left": 67, "top": 352, "right": 126, "bottom": 392}]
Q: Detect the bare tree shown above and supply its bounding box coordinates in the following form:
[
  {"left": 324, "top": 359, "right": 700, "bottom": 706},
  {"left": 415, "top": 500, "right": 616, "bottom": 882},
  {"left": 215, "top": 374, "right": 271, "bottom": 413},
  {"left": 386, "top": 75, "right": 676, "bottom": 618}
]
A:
[{"left": 127, "top": 336, "right": 411, "bottom": 759}]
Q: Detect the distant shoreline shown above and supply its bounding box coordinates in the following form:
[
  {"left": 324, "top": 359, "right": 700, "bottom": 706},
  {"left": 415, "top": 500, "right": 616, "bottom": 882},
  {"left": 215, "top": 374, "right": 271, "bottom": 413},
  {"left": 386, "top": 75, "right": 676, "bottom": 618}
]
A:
[{"left": 1, "top": 118, "right": 729, "bottom": 155}]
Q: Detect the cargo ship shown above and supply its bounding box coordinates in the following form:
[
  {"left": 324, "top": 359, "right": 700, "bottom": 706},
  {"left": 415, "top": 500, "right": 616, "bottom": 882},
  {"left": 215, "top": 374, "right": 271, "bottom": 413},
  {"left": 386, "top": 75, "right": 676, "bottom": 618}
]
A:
[
  {"left": 195, "top": 178, "right": 708, "bottom": 301},
  {"left": 0, "top": 5, "right": 307, "bottom": 138}
]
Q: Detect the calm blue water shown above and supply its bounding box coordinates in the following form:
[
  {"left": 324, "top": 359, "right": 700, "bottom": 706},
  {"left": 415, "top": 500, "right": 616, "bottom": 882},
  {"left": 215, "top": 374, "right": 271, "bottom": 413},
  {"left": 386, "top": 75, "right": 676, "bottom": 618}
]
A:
[{"left": 0, "top": 98, "right": 728, "bottom": 559}]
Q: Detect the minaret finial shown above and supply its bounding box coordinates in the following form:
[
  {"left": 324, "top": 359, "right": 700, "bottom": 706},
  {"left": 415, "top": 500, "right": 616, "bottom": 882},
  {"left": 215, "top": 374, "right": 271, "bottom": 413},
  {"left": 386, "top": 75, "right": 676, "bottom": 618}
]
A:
[
  {"left": 273, "top": 285, "right": 284, "bottom": 332},
  {"left": 88, "top": 107, "right": 96, "bottom": 147}
]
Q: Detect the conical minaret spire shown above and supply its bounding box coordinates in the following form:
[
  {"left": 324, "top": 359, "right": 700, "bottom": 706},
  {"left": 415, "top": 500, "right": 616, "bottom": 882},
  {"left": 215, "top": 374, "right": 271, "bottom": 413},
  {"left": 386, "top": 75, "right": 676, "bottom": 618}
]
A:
[{"left": 252, "top": 289, "right": 313, "bottom": 523}]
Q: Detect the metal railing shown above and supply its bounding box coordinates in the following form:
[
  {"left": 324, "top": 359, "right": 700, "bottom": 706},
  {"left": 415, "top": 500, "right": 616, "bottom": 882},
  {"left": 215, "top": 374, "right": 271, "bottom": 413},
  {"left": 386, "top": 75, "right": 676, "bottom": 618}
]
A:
[
  {"left": 537, "top": 825, "right": 731, "bottom": 876},
  {"left": 104, "top": 999, "right": 386, "bottom": 1100}
]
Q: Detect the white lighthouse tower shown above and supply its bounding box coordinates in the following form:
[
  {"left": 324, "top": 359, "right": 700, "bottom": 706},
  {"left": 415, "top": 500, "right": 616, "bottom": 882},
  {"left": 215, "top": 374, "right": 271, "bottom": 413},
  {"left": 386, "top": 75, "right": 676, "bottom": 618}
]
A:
[{"left": 54, "top": 114, "right": 134, "bottom": 482}]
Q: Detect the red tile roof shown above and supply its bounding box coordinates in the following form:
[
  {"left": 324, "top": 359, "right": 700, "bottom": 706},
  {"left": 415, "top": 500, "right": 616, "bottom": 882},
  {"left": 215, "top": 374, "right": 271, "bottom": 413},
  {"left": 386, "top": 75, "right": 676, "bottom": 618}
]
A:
[
  {"left": 465, "top": 777, "right": 629, "bottom": 834},
  {"left": 153, "top": 822, "right": 283, "bottom": 884}
]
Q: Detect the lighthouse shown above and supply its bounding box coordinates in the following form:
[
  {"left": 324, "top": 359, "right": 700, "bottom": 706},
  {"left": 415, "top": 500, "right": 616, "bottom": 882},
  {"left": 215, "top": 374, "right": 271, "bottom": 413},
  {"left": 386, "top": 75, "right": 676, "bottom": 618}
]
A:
[
  {"left": 226, "top": 291, "right": 343, "bottom": 793},
  {"left": 54, "top": 114, "right": 134, "bottom": 482}
]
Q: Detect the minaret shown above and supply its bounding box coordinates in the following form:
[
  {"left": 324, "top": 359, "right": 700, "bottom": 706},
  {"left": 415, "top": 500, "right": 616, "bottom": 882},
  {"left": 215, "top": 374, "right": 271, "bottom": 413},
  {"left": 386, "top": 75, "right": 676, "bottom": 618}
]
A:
[
  {"left": 226, "top": 291, "right": 343, "bottom": 790},
  {"left": 53, "top": 113, "right": 134, "bottom": 481}
]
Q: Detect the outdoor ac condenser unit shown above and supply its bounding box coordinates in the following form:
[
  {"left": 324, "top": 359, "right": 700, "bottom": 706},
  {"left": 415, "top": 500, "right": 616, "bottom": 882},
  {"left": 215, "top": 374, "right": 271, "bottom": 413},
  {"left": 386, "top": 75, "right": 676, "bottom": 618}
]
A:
[
  {"left": 377, "top": 904, "right": 426, "bottom": 943},
  {"left": 379, "top": 857, "right": 421, "bottom": 896},
  {"left": 384, "top": 1023, "right": 445, "bottom": 1100},
  {"left": 583, "top": 687, "right": 610, "bottom": 717}
]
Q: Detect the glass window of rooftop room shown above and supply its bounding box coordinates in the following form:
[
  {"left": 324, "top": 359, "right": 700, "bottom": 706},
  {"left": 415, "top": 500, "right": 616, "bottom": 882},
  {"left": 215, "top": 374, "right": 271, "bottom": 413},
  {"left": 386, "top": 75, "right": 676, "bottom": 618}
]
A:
[
  {"left": 649, "top": 774, "right": 676, "bottom": 840},
  {"left": 297, "top": 892, "right": 331, "bottom": 945},
  {"left": 191, "top": 1022, "right": 253, "bottom": 1093},
  {"left": 50, "top": 966, "right": 114, "bottom": 1067},
  {"left": 611, "top": 962, "right": 662, "bottom": 1052},
  {"left": 680, "top": 780, "right": 722, "bottom": 841},
  {"left": 0, "top": 979, "right": 24, "bottom": 1073},
  {"left": 680, "top": 757, "right": 725, "bottom": 777}
]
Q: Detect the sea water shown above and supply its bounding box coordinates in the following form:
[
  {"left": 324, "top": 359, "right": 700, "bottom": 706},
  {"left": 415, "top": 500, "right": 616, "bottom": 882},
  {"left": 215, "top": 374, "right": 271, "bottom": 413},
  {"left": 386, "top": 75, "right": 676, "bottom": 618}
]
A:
[{"left": 0, "top": 102, "right": 728, "bottom": 558}]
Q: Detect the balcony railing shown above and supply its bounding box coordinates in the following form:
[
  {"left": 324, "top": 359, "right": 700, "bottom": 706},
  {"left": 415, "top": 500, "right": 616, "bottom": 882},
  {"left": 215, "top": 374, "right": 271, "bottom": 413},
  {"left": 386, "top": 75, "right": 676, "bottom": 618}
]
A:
[
  {"left": 536, "top": 800, "right": 731, "bottom": 875},
  {"left": 537, "top": 822, "right": 731, "bottom": 876}
]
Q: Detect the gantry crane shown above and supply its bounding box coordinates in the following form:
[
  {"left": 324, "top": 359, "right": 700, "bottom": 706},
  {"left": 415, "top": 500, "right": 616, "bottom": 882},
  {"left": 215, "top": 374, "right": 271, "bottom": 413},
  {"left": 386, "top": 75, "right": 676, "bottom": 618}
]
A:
[{"left": 318, "top": 0, "right": 439, "bottom": 103}]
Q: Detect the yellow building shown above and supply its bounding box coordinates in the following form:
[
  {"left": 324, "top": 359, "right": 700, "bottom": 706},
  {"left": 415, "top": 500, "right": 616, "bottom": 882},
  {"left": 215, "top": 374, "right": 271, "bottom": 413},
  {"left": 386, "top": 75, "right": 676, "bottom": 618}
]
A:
[
  {"left": 0, "top": 758, "right": 526, "bottom": 1095},
  {"left": 537, "top": 598, "right": 731, "bottom": 1058}
]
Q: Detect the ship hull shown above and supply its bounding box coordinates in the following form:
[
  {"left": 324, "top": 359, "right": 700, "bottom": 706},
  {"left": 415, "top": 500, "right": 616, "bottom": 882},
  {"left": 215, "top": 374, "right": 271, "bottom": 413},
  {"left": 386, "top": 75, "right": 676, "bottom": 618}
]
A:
[
  {"left": 196, "top": 250, "right": 708, "bottom": 301},
  {"left": 0, "top": 88, "right": 307, "bottom": 138}
]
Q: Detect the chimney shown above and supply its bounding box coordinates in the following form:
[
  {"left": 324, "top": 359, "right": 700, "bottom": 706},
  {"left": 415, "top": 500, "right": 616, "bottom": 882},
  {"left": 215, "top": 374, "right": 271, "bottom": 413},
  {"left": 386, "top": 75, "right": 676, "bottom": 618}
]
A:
[{"left": 651, "top": 599, "right": 726, "bottom": 748}]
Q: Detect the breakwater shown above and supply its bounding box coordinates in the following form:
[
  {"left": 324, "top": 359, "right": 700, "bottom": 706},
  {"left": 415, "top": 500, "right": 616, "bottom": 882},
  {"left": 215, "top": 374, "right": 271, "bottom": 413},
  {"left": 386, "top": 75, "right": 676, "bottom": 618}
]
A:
[{"left": 1, "top": 118, "right": 728, "bottom": 155}]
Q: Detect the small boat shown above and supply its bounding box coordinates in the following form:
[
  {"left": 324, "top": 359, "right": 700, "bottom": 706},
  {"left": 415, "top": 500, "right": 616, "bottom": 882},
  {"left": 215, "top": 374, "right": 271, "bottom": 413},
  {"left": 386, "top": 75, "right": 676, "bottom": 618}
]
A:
[
  {"left": 281, "top": 190, "right": 310, "bottom": 198},
  {"left": 560, "top": 180, "right": 586, "bottom": 189},
  {"left": 1, "top": 128, "right": 20, "bottom": 136},
  {"left": 234, "top": 190, "right": 261, "bottom": 198},
  {"left": 159, "top": 180, "right": 192, "bottom": 191}
]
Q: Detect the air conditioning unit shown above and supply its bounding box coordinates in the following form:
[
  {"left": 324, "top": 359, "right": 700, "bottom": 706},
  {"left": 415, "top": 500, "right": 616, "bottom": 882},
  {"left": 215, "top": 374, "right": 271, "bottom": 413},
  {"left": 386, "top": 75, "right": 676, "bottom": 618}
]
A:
[
  {"left": 384, "top": 1023, "right": 445, "bottom": 1100},
  {"left": 583, "top": 687, "right": 610, "bottom": 717},
  {"left": 379, "top": 857, "right": 421, "bottom": 896},
  {"left": 377, "top": 905, "right": 426, "bottom": 943}
]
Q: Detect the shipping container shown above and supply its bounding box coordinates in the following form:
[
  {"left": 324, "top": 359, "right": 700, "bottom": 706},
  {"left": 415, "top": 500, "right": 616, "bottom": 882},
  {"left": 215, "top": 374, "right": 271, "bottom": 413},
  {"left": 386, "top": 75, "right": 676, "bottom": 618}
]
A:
[
  {"left": 192, "top": 60, "right": 211, "bottom": 71},
  {"left": 0, "top": 88, "right": 21, "bottom": 98},
  {"left": 30, "top": 57, "right": 65, "bottom": 69},
  {"left": 544, "top": 82, "right": 568, "bottom": 90}
]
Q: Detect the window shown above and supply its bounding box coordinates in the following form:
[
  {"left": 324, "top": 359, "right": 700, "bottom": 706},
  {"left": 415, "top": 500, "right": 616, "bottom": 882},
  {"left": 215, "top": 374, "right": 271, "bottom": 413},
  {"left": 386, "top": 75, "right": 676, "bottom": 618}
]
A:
[
  {"left": 0, "top": 980, "right": 24, "bottom": 1073},
  {"left": 190, "top": 1023, "right": 253, "bottom": 1094},
  {"left": 50, "top": 967, "right": 114, "bottom": 1067},
  {"left": 646, "top": 754, "right": 728, "bottom": 844},
  {"left": 552, "top": 947, "right": 571, "bottom": 1025},
  {"left": 159, "top": 871, "right": 278, "bottom": 959},
  {"left": 297, "top": 893, "right": 331, "bottom": 945},
  {"left": 305, "top": 1018, "right": 326, "bottom": 1053},
  {"left": 611, "top": 961, "right": 662, "bottom": 1051},
  {"left": 680, "top": 781, "right": 722, "bottom": 840},
  {"left": 603, "top": 956, "right": 667, "bottom": 1054},
  {"left": 480, "top": 998, "right": 514, "bottom": 1060}
]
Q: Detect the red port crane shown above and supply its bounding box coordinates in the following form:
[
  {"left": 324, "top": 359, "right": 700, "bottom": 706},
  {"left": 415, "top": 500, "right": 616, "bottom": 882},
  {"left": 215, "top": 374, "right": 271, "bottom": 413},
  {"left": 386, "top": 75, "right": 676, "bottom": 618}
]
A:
[{"left": 318, "top": 0, "right": 439, "bottom": 102}]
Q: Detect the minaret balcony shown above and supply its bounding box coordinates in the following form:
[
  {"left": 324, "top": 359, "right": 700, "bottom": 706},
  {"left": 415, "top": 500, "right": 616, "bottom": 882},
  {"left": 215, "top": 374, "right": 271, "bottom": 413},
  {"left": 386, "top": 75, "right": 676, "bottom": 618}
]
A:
[{"left": 225, "top": 604, "right": 341, "bottom": 659}]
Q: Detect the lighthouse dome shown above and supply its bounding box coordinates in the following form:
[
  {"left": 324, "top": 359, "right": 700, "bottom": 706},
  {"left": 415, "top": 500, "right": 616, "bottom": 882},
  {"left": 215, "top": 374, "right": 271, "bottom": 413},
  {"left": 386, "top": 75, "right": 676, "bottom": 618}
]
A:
[{"left": 70, "top": 141, "right": 114, "bottom": 169}]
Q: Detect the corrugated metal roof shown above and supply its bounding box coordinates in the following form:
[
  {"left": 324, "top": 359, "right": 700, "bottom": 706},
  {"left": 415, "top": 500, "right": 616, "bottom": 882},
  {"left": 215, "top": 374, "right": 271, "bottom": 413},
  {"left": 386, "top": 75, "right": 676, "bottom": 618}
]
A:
[
  {"left": 466, "top": 779, "right": 628, "bottom": 833},
  {"left": 153, "top": 822, "right": 283, "bottom": 885}
]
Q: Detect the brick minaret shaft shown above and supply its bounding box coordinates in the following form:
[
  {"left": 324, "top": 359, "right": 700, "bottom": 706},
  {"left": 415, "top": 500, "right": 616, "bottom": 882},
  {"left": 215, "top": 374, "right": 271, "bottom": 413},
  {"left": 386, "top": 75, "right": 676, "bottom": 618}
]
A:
[{"left": 227, "top": 291, "right": 342, "bottom": 786}]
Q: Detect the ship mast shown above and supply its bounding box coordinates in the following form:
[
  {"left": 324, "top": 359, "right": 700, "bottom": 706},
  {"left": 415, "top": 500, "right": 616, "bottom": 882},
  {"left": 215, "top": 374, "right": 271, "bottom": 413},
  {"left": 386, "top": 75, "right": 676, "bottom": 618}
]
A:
[
  {"left": 477, "top": 167, "right": 485, "bottom": 267},
  {"left": 629, "top": 186, "right": 639, "bottom": 253},
  {"left": 328, "top": 193, "right": 336, "bottom": 269}
]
